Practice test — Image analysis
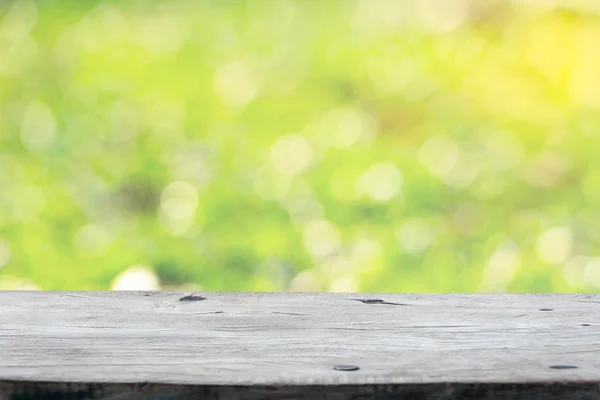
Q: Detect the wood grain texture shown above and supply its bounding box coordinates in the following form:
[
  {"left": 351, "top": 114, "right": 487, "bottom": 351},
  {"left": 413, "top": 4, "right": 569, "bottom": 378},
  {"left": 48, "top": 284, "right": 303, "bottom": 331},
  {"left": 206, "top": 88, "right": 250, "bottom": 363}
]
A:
[{"left": 1, "top": 292, "right": 600, "bottom": 399}]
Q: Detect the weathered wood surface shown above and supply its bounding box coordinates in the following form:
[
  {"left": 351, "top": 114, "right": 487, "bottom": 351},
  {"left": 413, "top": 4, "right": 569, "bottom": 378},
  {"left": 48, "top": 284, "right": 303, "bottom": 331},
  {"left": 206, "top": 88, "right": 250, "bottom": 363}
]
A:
[{"left": 1, "top": 292, "right": 599, "bottom": 399}]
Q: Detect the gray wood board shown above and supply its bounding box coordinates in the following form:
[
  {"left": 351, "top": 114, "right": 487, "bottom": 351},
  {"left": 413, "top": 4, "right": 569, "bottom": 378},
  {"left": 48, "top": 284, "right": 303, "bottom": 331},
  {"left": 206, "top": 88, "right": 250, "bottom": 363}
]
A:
[{"left": 1, "top": 291, "right": 599, "bottom": 390}]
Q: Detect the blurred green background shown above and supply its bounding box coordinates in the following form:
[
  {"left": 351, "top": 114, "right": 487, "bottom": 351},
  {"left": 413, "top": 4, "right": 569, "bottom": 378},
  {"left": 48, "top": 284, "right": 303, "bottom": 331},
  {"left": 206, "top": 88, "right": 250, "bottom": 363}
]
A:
[{"left": 1, "top": 0, "right": 600, "bottom": 292}]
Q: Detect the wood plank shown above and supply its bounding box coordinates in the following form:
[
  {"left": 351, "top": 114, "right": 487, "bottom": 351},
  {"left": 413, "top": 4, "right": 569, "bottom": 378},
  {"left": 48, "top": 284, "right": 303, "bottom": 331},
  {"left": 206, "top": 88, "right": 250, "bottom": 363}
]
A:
[
  {"left": 1, "top": 292, "right": 599, "bottom": 399},
  {"left": 1, "top": 381, "right": 599, "bottom": 400}
]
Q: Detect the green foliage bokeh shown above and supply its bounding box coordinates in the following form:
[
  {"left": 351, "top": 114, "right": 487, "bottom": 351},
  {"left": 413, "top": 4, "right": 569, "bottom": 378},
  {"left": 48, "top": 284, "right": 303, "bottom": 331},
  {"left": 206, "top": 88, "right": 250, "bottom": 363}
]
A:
[{"left": 1, "top": 0, "right": 600, "bottom": 292}]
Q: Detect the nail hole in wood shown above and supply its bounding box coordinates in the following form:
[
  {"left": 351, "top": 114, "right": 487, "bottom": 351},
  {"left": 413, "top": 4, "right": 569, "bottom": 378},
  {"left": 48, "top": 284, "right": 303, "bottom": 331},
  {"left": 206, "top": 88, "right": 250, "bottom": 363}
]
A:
[
  {"left": 334, "top": 365, "right": 360, "bottom": 371},
  {"left": 179, "top": 294, "right": 206, "bottom": 302},
  {"left": 549, "top": 365, "right": 578, "bottom": 370}
]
